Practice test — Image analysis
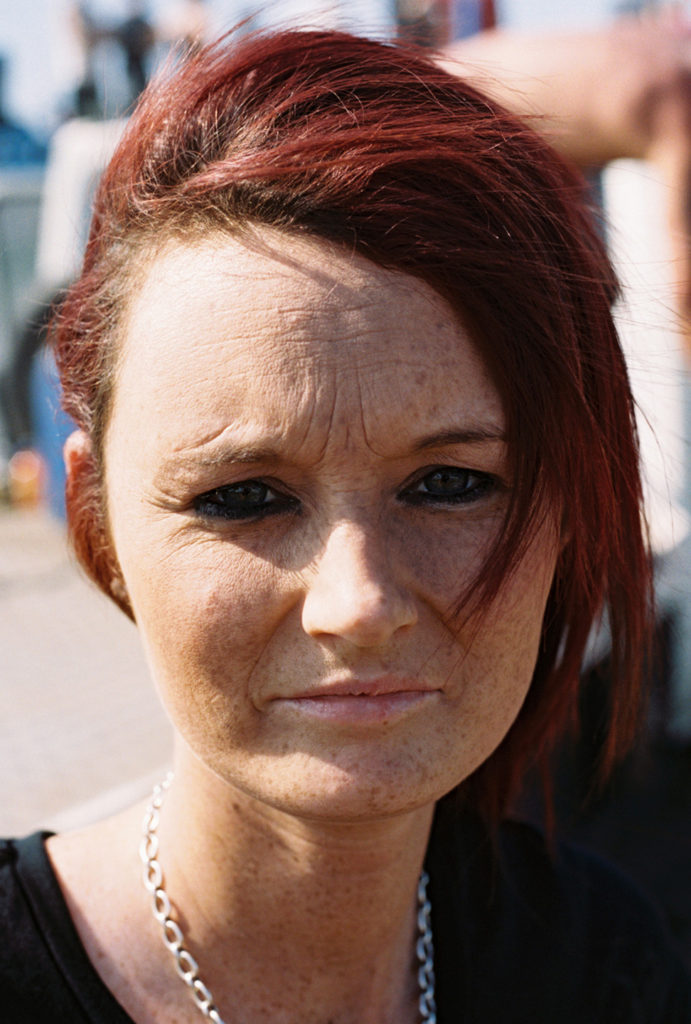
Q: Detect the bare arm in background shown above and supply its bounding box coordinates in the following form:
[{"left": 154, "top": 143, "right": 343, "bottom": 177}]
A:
[{"left": 441, "top": 9, "right": 691, "bottom": 353}]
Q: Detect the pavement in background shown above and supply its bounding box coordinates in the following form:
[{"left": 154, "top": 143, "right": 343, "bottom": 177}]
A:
[{"left": 0, "top": 506, "right": 172, "bottom": 835}]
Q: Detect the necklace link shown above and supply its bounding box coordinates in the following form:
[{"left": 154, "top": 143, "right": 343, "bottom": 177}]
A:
[
  {"left": 416, "top": 871, "right": 437, "bottom": 1023},
  {"left": 140, "top": 773, "right": 228, "bottom": 1024},
  {"left": 141, "top": 774, "right": 436, "bottom": 1024}
]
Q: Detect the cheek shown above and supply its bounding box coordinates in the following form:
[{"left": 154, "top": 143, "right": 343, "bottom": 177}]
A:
[
  {"left": 395, "top": 510, "right": 505, "bottom": 606},
  {"left": 127, "top": 549, "right": 305, "bottom": 764},
  {"left": 117, "top": 534, "right": 294, "bottom": 702},
  {"left": 443, "top": 529, "right": 559, "bottom": 760}
]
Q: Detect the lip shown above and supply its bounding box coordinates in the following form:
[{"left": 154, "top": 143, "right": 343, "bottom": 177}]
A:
[{"left": 272, "top": 677, "right": 440, "bottom": 725}]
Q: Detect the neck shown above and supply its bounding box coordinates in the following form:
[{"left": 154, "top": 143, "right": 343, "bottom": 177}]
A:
[{"left": 150, "top": 748, "right": 435, "bottom": 1024}]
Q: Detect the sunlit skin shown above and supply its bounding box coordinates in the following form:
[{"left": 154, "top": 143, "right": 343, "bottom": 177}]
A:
[
  {"left": 50, "top": 228, "right": 562, "bottom": 1024},
  {"left": 103, "top": 228, "right": 560, "bottom": 824}
]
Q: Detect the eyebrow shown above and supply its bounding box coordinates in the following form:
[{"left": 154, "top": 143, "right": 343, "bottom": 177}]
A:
[
  {"left": 188, "top": 446, "right": 282, "bottom": 468},
  {"left": 154, "top": 445, "right": 279, "bottom": 485},
  {"left": 160, "top": 426, "right": 506, "bottom": 479},
  {"left": 413, "top": 427, "right": 506, "bottom": 451}
]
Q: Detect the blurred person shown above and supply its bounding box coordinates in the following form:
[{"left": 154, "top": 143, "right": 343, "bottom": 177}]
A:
[
  {"left": 70, "top": 1, "right": 155, "bottom": 116},
  {"left": 0, "top": 115, "right": 125, "bottom": 502},
  {"left": 1, "top": 26, "right": 689, "bottom": 1023},
  {"left": 442, "top": 5, "right": 691, "bottom": 359},
  {"left": 69, "top": 2, "right": 101, "bottom": 118},
  {"left": 117, "top": 2, "right": 156, "bottom": 100},
  {"left": 0, "top": 56, "right": 47, "bottom": 166}
]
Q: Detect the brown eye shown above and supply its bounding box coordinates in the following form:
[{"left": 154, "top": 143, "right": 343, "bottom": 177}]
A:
[
  {"left": 403, "top": 467, "right": 496, "bottom": 506},
  {"left": 193, "top": 480, "right": 298, "bottom": 520},
  {"left": 423, "top": 468, "right": 473, "bottom": 495}
]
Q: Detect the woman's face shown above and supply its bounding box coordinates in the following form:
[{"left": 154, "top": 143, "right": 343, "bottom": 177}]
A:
[{"left": 99, "top": 229, "right": 559, "bottom": 821}]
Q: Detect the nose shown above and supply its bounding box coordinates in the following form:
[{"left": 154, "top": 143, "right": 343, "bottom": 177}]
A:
[{"left": 301, "top": 520, "right": 417, "bottom": 648}]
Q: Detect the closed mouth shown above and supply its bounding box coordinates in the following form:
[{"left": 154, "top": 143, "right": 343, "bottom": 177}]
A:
[{"left": 272, "top": 679, "right": 439, "bottom": 724}]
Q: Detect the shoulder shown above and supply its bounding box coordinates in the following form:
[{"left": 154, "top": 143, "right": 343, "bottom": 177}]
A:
[
  {"left": 0, "top": 834, "right": 81, "bottom": 1018},
  {"left": 0, "top": 834, "right": 131, "bottom": 1023},
  {"left": 496, "top": 819, "right": 675, "bottom": 957},
  {"left": 505, "top": 821, "right": 691, "bottom": 1021},
  {"left": 0, "top": 834, "right": 57, "bottom": 962},
  {"left": 427, "top": 810, "right": 691, "bottom": 1023}
]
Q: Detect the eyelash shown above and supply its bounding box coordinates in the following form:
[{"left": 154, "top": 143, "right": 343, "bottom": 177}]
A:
[{"left": 192, "top": 467, "right": 498, "bottom": 522}]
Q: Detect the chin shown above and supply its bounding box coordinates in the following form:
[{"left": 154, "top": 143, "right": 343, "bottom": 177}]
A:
[{"left": 215, "top": 747, "right": 465, "bottom": 824}]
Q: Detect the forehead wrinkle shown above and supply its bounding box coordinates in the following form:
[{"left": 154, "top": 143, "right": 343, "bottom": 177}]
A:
[
  {"left": 155, "top": 366, "right": 350, "bottom": 480},
  {"left": 288, "top": 354, "right": 376, "bottom": 469},
  {"left": 353, "top": 356, "right": 382, "bottom": 458},
  {"left": 303, "top": 373, "right": 339, "bottom": 465},
  {"left": 114, "top": 229, "right": 506, "bottom": 475},
  {"left": 263, "top": 292, "right": 394, "bottom": 357}
]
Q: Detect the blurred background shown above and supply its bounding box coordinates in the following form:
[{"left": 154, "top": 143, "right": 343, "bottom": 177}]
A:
[{"left": 1, "top": 0, "right": 690, "bottom": 967}]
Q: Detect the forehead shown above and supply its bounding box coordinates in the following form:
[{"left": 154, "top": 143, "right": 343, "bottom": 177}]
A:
[
  {"left": 120, "top": 228, "right": 460, "bottom": 360},
  {"left": 109, "top": 228, "right": 502, "bottom": 455}
]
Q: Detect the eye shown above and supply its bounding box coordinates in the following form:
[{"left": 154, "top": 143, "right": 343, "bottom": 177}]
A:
[
  {"left": 401, "top": 466, "right": 497, "bottom": 506},
  {"left": 193, "top": 480, "right": 299, "bottom": 521}
]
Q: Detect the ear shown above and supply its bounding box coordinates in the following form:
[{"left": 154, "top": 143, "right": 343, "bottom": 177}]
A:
[
  {"left": 63, "top": 428, "right": 94, "bottom": 482},
  {"left": 62, "top": 429, "right": 135, "bottom": 621}
]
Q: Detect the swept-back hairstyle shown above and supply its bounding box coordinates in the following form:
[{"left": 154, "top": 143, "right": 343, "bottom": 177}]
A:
[{"left": 54, "top": 28, "right": 652, "bottom": 824}]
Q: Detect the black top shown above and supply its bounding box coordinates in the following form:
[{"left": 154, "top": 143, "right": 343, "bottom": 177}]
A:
[{"left": 1, "top": 809, "right": 689, "bottom": 1022}]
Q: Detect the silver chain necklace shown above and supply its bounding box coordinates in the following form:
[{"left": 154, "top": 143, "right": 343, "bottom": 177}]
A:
[{"left": 140, "top": 773, "right": 437, "bottom": 1024}]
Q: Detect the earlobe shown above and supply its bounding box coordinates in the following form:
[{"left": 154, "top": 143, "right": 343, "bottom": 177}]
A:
[{"left": 63, "top": 429, "right": 94, "bottom": 481}]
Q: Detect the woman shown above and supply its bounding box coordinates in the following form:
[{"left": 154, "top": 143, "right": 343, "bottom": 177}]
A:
[{"left": 2, "top": 28, "right": 689, "bottom": 1023}]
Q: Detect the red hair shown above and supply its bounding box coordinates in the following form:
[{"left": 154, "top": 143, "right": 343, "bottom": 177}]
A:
[{"left": 53, "top": 28, "right": 652, "bottom": 823}]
